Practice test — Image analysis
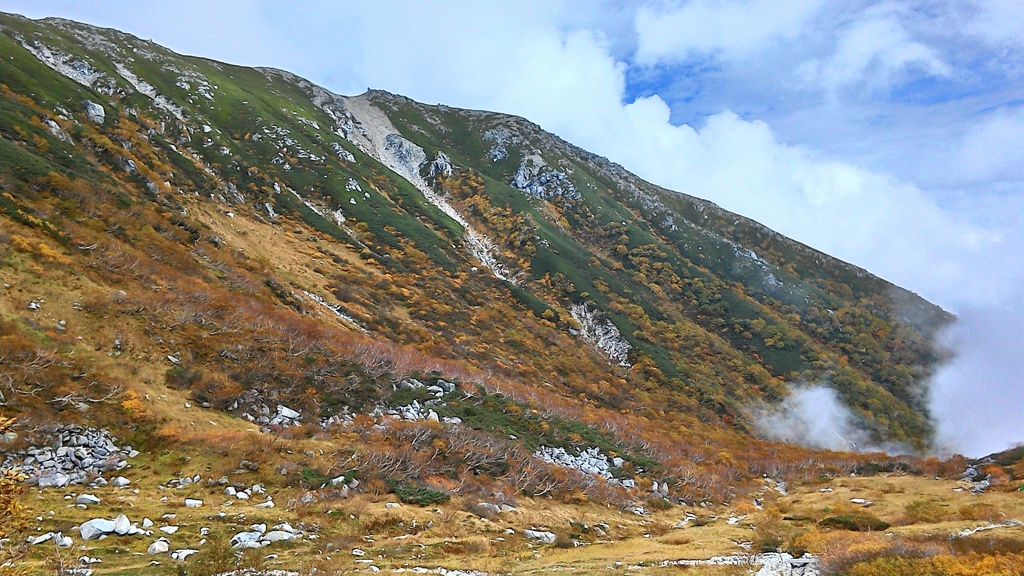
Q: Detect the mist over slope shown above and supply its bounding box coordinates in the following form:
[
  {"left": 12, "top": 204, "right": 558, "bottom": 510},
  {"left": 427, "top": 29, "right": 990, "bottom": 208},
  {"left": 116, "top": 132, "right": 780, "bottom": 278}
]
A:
[{"left": 0, "top": 8, "right": 952, "bottom": 478}]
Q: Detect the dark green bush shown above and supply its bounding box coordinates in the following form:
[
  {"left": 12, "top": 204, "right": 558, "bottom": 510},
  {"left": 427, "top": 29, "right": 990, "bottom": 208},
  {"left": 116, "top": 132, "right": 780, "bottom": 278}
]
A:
[
  {"left": 390, "top": 480, "right": 450, "bottom": 506},
  {"left": 818, "top": 512, "right": 890, "bottom": 532}
]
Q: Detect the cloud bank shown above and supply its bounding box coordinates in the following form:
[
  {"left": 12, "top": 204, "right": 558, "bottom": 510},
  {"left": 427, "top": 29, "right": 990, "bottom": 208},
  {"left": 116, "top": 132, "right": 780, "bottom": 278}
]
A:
[{"left": 5, "top": 0, "right": 1022, "bottom": 456}]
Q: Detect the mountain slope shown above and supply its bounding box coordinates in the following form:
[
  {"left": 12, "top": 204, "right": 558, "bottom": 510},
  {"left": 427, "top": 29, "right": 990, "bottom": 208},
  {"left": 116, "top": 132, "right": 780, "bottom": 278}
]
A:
[{"left": 0, "top": 6, "right": 950, "bottom": 495}]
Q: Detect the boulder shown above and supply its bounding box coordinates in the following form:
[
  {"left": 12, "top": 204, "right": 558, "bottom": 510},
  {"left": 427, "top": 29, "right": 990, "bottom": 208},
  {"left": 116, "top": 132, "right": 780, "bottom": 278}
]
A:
[
  {"left": 171, "top": 549, "right": 198, "bottom": 561},
  {"left": 147, "top": 539, "right": 169, "bottom": 555},
  {"left": 38, "top": 472, "right": 71, "bottom": 488},
  {"left": 112, "top": 476, "right": 130, "bottom": 488},
  {"left": 160, "top": 526, "right": 179, "bottom": 535},
  {"left": 80, "top": 518, "right": 116, "bottom": 540},
  {"left": 276, "top": 405, "right": 300, "bottom": 420},
  {"left": 84, "top": 100, "right": 105, "bottom": 124},
  {"left": 76, "top": 494, "right": 101, "bottom": 506},
  {"left": 475, "top": 502, "right": 501, "bottom": 516},
  {"left": 261, "top": 530, "right": 295, "bottom": 543},
  {"left": 184, "top": 498, "right": 203, "bottom": 508},
  {"left": 523, "top": 530, "right": 556, "bottom": 544},
  {"left": 112, "top": 514, "right": 132, "bottom": 535},
  {"left": 27, "top": 532, "right": 55, "bottom": 545},
  {"left": 231, "top": 531, "right": 262, "bottom": 548}
]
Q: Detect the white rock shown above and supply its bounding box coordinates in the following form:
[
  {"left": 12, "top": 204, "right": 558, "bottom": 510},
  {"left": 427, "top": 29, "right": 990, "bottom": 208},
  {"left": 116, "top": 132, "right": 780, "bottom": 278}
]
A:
[
  {"left": 27, "top": 532, "right": 55, "bottom": 545},
  {"left": 84, "top": 100, "right": 105, "bottom": 124},
  {"left": 255, "top": 500, "right": 275, "bottom": 508},
  {"left": 184, "top": 498, "right": 203, "bottom": 508},
  {"left": 112, "top": 514, "right": 132, "bottom": 535},
  {"left": 261, "top": 530, "right": 295, "bottom": 543},
  {"left": 231, "top": 531, "right": 263, "bottom": 548},
  {"left": 147, "top": 540, "right": 169, "bottom": 555},
  {"left": 276, "top": 405, "right": 300, "bottom": 420},
  {"left": 112, "top": 476, "right": 130, "bottom": 488},
  {"left": 235, "top": 491, "right": 250, "bottom": 500},
  {"left": 351, "top": 548, "right": 365, "bottom": 556},
  {"left": 224, "top": 486, "right": 237, "bottom": 496},
  {"left": 56, "top": 533, "right": 73, "bottom": 548},
  {"left": 76, "top": 494, "right": 101, "bottom": 506},
  {"left": 160, "top": 526, "right": 179, "bottom": 535},
  {"left": 385, "top": 502, "right": 401, "bottom": 508},
  {"left": 142, "top": 518, "right": 154, "bottom": 529},
  {"left": 38, "top": 472, "right": 71, "bottom": 488},
  {"left": 80, "top": 518, "right": 115, "bottom": 540},
  {"left": 523, "top": 530, "right": 557, "bottom": 544},
  {"left": 171, "top": 549, "right": 198, "bottom": 561}
]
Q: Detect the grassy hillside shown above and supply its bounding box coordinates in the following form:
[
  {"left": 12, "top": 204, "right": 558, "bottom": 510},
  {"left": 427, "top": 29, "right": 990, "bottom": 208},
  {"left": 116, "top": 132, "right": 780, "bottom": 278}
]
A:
[{"left": 3, "top": 13, "right": 1013, "bottom": 576}]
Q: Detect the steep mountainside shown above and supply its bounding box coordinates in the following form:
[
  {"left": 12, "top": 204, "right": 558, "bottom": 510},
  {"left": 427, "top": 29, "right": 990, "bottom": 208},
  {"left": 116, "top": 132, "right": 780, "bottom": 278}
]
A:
[{"left": 0, "top": 9, "right": 951, "bottom": 505}]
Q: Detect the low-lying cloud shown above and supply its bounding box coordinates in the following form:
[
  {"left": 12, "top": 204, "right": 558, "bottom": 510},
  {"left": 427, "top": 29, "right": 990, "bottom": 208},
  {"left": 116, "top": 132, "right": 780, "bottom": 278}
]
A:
[{"left": 752, "top": 385, "right": 898, "bottom": 453}]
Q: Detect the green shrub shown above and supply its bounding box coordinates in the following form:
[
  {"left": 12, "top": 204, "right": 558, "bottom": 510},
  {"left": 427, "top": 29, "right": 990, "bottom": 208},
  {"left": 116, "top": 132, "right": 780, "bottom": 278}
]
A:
[
  {"left": 300, "top": 467, "right": 330, "bottom": 489},
  {"left": 389, "top": 480, "right": 450, "bottom": 506},
  {"left": 819, "top": 512, "right": 890, "bottom": 532}
]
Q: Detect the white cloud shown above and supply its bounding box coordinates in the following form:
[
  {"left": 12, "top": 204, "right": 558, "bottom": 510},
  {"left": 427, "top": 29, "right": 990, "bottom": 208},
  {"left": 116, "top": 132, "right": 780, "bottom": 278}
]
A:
[
  {"left": 633, "top": 0, "right": 824, "bottom": 64},
  {"left": 798, "top": 4, "right": 951, "bottom": 94},
  {"left": 969, "top": 0, "right": 1024, "bottom": 45},
  {"left": 931, "top": 302, "right": 1024, "bottom": 457},
  {"left": 752, "top": 385, "right": 899, "bottom": 452},
  {"left": 957, "top": 107, "right": 1024, "bottom": 186}
]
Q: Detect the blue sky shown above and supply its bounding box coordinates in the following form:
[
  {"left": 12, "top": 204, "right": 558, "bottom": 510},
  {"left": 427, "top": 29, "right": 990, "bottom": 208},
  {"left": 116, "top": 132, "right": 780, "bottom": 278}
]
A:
[{"left": 3, "top": 0, "right": 1021, "bottom": 456}]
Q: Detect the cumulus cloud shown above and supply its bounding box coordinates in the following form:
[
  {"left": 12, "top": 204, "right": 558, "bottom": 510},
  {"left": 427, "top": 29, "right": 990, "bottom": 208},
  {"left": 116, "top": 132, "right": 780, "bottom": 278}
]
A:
[
  {"left": 956, "top": 107, "right": 1024, "bottom": 186},
  {"left": 797, "top": 4, "right": 952, "bottom": 94},
  {"left": 633, "top": 0, "right": 824, "bottom": 63}
]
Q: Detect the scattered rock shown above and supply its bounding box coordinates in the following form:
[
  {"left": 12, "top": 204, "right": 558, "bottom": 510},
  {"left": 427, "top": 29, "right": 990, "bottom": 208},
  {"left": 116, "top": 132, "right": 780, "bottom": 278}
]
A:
[
  {"left": 84, "top": 100, "right": 105, "bottom": 124},
  {"left": 171, "top": 549, "right": 198, "bottom": 561},
  {"left": 261, "top": 530, "right": 296, "bottom": 543},
  {"left": 80, "top": 518, "right": 116, "bottom": 540},
  {"left": 523, "top": 530, "right": 557, "bottom": 544},
  {"left": 184, "top": 498, "right": 203, "bottom": 508},
  {"left": 76, "top": 494, "right": 101, "bottom": 506},
  {"left": 112, "top": 514, "right": 132, "bottom": 535},
  {"left": 27, "top": 532, "right": 55, "bottom": 545},
  {"left": 147, "top": 539, "right": 169, "bottom": 555}
]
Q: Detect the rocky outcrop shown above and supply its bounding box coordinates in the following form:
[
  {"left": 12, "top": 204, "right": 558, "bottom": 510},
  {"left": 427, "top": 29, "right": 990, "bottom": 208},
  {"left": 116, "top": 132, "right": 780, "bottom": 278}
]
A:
[
  {"left": 570, "top": 304, "right": 632, "bottom": 367},
  {"left": 510, "top": 154, "right": 580, "bottom": 201},
  {"left": 426, "top": 152, "right": 453, "bottom": 179},
  {"left": 1, "top": 424, "right": 136, "bottom": 488}
]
